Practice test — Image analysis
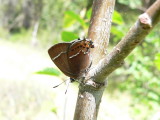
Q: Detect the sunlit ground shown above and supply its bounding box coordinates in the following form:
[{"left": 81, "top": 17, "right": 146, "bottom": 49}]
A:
[{"left": 0, "top": 40, "right": 152, "bottom": 120}]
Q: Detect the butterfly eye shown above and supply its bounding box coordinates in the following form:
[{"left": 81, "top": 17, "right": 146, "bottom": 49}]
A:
[
  {"left": 89, "top": 41, "right": 94, "bottom": 48},
  {"left": 78, "top": 37, "right": 84, "bottom": 41}
]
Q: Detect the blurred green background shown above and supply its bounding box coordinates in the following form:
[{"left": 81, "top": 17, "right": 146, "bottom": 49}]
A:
[{"left": 0, "top": 0, "right": 160, "bottom": 120}]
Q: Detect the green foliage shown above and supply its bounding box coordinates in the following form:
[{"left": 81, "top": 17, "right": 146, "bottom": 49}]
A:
[
  {"left": 51, "top": 107, "right": 58, "bottom": 114},
  {"left": 118, "top": 0, "right": 142, "bottom": 9},
  {"left": 8, "top": 29, "right": 32, "bottom": 43},
  {"left": 112, "top": 11, "right": 124, "bottom": 25},
  {"left": 111, "top": 11, "right": 126, "bottom": 42},
  {"left": 63, "top": 10, "right": 88, "bottom": 30},
  {"left": 35, "top": 67, "right": 61, "bottom": 76},
  {"left": 148, "top": 91, "right": 159, "bottom": 101},
  {"left": 86, "top": 8, "right": 92, "bottom": 20},
  {"left": 61, "top": 10, "right": 90, "bottom": 42},
  {"left": 111, "top": 26, "right": 124, "bottom": 41},
  {"left": 63, "top": 11, "right": 78, "bottom": 28},
  {"left": 112, "top": 25, "right": 160, "bottom": 119},
  {"left": 63, "top": 11, "right": 88, "bottom": 29},
  {"left": 154, "top": 53, "right": 160, "bottom": 70},
  {"left": 61, "top": 31, "right": 78, "bottom": 42},
  {"left": 109, "top": 8, "right": 160, "bottom": 119}
]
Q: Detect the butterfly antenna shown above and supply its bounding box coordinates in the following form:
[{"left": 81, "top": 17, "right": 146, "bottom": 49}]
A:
[
  {"left": 65, "top": 80, "right": 71, "bottom": 94},
  {"left": 53, "top": 80, "right": 67, "bottom": 88}
]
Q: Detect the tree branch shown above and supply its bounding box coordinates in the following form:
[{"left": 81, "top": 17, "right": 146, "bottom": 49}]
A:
[
  {"left": 88, "top": 0, "right": 115, "bottom": 65},
  {"left": 74, "top": 0, "right": 160, "bottom": 120},
  {"left": 89, "top": 0, "right": 160, "bottom": 83},
  {"left": 74, "top": 0, "right": 115, "bottom": 120}
]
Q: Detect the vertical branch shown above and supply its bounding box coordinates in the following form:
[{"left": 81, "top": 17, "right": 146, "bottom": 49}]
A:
[
  {"left": 74, "top": 0, "right": 116, "bottom": 120},
  {"left": 88, "top": 0, "right": 115, "bottom": 65},
  {"left": 73, "top": 0, "right": 160, "bottom": 119},
  {"left": 74, "top": 0, "right": 160, "bottom": 120}
]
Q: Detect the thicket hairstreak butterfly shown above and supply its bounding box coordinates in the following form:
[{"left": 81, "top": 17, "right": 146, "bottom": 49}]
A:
[{"left": 48, "top": 37, "right": 94, "bottom": 83}]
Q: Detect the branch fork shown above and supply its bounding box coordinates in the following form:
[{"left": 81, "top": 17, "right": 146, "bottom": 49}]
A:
[{"left": 74, "top": 0, "right": 160, "bottom": 119}]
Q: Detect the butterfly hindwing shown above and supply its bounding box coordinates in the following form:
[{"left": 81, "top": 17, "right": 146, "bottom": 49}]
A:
[{"left": 67, "top": 40, "right": 91, "bottom": 76}]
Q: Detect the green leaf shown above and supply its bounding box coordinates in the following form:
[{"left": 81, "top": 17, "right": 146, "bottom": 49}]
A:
[
  {"left": 111, "top": 26, "right": 124, "bottom": 40},
  {"left": 63, "top": 11, "right": 87, "bottom": 29},
  {"left": 51, "top": 107, "right": 57, "bottom": 114},
  {"left": 64, "top": 11, "right": 76, "bottom": 28},
  {"left": 148, "top": 91, "right": 159, "bottom": 101},
  {"left": 61, "top": 31, "right": 78, "bottom": 42},
  {"left": 154, "top": 53, "right": 160, "bottom": 70},
  {"left": 112, "top": 11, "right": 124, "bottom": 25},
  {"left": 86, "top": 8, "right": 92, "bottom": 19},
  {"left": 118, "top": 0, "right": 142, "bottom": 9},
  {"left": 35, "top": 67, "right": 61, "bottom": 76}
]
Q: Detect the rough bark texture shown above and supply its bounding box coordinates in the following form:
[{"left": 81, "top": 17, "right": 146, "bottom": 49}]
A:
[
  {"left": 88, "top": 0, "right": 115, "bottom": 65},
  {"left": 74, "top": 0, "right": 115, "bottom": 120},
  {"left": 89, "top": 0, "right": 160, "bottom": 83},
  {"left": 74, "top": 0, "right": 160, "bottom": 120}
]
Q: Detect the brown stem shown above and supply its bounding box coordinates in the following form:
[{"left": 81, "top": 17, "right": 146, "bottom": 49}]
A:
[
  {"left": 90, "top": 0, "right": 160, "bottom": 83},
  {"left": 74, "top": 0, "right": 160, "bottom": 120},
  {"left": 74, "top": 0, "right": 115, "bottom": 120},
  {"left": 88, "top": 0, "right": 115, "bottom": 65}
]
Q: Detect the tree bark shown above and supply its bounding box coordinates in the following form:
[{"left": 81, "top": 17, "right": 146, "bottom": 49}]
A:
[
  {"left": 74, "top": 0, "right": 160, "bottom": 120},
  {"left": 74, "top": 0, "right": 116, "bottom": 119},
  {"left": 88, "top": 0, "right": 115, "bottom": 65}
]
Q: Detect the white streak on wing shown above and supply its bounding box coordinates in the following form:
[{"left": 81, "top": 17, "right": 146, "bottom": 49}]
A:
[
  {"left": 69, "top": 49, "right": 91, "bottom": 59},
  {"left": 69, "top": 50, "right": 82, "bottom": 59},
  {"left": 52, "top": 51, "right": 67, "bottom": 61}
]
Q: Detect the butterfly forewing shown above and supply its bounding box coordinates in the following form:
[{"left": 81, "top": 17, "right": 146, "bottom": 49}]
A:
[{"left": 48, "top": 43, "right": 73, "bottom": 77}]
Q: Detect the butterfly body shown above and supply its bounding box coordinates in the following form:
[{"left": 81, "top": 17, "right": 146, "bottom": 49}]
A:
[{"left": 48, "top": 38, "right": 94, "bottom": 80}]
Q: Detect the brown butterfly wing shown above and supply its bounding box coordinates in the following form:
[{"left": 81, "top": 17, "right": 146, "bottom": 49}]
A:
[
  {"left": 48, "top": 43, "right": 74, "bottom": 78},
  {"left": 67, "top": 41, "right": 91, "bottom": 77}
]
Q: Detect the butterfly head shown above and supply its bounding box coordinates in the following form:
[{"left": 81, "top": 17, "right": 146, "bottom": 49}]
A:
[{"left": 83, "top": 38, "right": 94, "bottom": 49}]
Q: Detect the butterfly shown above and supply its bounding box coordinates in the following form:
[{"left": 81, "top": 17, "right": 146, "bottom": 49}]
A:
[{"left": 48, "top": 37, "right": 94, "bottom": 82}]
